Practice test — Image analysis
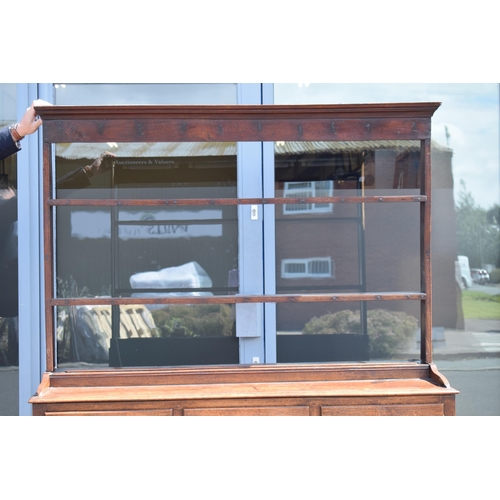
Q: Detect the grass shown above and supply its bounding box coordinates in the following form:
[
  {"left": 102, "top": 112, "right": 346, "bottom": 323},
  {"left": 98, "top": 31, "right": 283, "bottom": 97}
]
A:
[{"left": 462, "top": 290, "right": 500, "bottom": 319}]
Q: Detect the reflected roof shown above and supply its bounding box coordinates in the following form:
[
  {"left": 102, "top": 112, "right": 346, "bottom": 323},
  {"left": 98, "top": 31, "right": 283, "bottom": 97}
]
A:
[{"left": 56, "top": 140, "right": 450, "bottom": 160}]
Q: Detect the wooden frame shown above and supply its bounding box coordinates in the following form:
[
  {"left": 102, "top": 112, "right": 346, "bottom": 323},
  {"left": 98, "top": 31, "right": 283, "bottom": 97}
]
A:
[{"left": 29, "top": 103, "right": 458, "bottom": 416}]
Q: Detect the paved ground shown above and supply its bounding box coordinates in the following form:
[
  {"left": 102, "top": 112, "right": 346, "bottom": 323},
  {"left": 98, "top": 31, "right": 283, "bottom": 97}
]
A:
[
  {"left": 438, "top": 358, "right": 500, "bottom": 416},
  {"left": 431, "top": 319, "right": 500, "bottom": 360}
]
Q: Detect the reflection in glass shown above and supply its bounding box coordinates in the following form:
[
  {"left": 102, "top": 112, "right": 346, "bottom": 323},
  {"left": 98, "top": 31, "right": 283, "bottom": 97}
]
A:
[
  {"left": 56, "top": 303, "right": 237, "bottom": 368},
  {"left": 56, "top": 304, "right": 159, "bottom": 365},
  {"left": 54, "top": 142, "right": 239, "bottom": 368},
  {"left": 275, "top": 139, "right": 422, "bottom": 197},
  {"left": 0, "top": 84, "right": 19, "bottom": 382},
  {"left": 54, "top": 83, "right": 237, "bottom": 106},
  {"left": 55, "top": 203, "right": 238, "bottom": 300},
  {"left": 274, "top": 140, "right": 422, "bottom": 293},
  {"left": 275, "top": 140, "right": 423, "bottom": 363},
  {"left": 276, "top": 301, "right": 420, "bottom": 363},
  {"left": 55, "top": 142, "right": 238, "bottom": 200},
  {"left": 55, "top": 143, "right": 238, "bottom": 299}
]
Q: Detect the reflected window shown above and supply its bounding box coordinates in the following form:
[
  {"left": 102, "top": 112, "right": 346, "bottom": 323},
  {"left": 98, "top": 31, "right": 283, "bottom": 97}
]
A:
[
  {"left": 283, "top": 181, "right": 333, "bottom": 214},
  {"left": 281, "top": 257, "right": 334, "bottom": 279}
]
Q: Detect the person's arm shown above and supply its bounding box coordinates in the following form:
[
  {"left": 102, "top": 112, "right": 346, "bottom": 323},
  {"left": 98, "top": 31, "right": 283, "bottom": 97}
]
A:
[
  {"left": 56, "top": 166, "right": 93, "bottom": 190},
  {"left": 0, "top": 100, "right": 48, "bottom": 161},
  {"left": 56, "top": 152, "right": 116, "bottom": 190},
  {"left": 0, "top": 126, "right": 21, "bottom": 161}
]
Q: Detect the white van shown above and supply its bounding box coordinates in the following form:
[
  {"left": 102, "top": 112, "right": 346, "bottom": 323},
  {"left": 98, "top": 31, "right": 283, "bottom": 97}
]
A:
[{"left": 456, "top": 255, "right": 472, "bottom": 289}]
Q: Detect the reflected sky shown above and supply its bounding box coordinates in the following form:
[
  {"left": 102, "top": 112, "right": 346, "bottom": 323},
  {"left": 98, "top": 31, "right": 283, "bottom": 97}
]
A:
[
  {"left": 0, "top": 84, "right": 16, "bottom": 125},
  {"left": 54, "top": 83, "right": 237, "bottom": 106},
  {"left": 275, "top": 83, "right": 499, "bottom": 209}
]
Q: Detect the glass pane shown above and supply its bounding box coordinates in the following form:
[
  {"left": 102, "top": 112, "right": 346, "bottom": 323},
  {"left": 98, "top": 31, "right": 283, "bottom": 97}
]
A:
[
  {"left": 364, "top": 203, "right": 421, "bottom": 292},
  {"left": 0, "top": 83, "right": 19, "bottom": 415},
  {"left": 55, "top": 142, "right": 239, "bottom": 368},
  {"left": 275, "top": 141, "right": 422, "bottom": 288},
  {"left": 274, "top": 140, "right": 423, "bottom": 363},
  {"left": 275, "top": 139, "right": 422, "bottom": 196},
  {"left": 276, "top": 301, "right": 420, "bottom": 363},
  {"left": 55, "top": 142, "right": 237, "bottom": 200},
  {"left": 276, "top": 203, "right": 421, "bottom": 294},
  {"left": 54, "top": 83, "right": 237, "bottom": 105},
  {"left": 56, "top": 207, "right": 112, "bottom": 298},
  {"left": 56, "top": 303, "right": 237, "bottom": 368}
]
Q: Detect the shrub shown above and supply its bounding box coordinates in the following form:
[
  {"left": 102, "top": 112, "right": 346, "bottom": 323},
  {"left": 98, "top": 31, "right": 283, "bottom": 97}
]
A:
[
  {"left": 489, "top": 268, "right": 500, "bottom": 284},
  {"left": 303, "top": 309, "right": 418, "bottom": 358},
  {"left": 151, "top": 304, "right": 234, "bottom": 338},
  {"left": 303, "top": 310, "right": 362, "bottom": 335}
]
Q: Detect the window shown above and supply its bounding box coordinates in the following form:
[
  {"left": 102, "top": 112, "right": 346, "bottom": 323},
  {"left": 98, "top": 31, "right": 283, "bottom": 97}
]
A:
[
  {"left": 281, "top": 257, "right": 334, "bottom": 279},
  {"left": 283, "top": 180, "right": 333, "bottom": 214}
]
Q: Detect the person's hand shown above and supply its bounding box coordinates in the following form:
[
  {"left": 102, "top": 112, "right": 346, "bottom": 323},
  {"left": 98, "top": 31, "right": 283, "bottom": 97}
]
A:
[
  {"left": 16, "top": 100, "right": 51, "bottom": 137},
  {"left": 0, "top": 187, "right": 16, "bottom": 200},
  {"left": 88, "top": 152, "right": 116, "bottom": 177}
]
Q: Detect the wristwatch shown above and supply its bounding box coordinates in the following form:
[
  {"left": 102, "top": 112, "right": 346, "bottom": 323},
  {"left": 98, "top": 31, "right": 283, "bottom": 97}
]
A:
[{"left": 9, "top": 123, "right": 24, "bottom": 144}]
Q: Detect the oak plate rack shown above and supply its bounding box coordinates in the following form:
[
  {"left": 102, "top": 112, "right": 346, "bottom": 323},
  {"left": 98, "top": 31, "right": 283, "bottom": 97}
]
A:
[{"left": 29, "top": 103, "right": 458, "bottom": 416}]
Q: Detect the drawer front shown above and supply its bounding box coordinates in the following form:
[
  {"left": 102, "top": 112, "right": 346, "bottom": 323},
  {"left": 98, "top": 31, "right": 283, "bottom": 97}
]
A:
[
  {"left": 183, "top": 406, "right": 310, "bottom": 416},
  {"left": 321, "top": 403, "right": 445, "bottom": 416},
  {"left": 44, "top": 409, "right": 175, "bottom": 416}
]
